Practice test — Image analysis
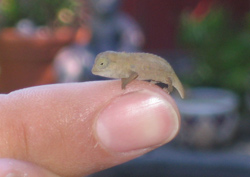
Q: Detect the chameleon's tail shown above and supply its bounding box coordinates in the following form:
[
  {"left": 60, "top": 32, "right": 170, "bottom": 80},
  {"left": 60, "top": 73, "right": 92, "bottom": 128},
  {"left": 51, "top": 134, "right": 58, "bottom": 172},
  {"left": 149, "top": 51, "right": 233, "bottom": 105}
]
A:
[{"left": 172, "top": 75, "right": 185, "bottom": 99}]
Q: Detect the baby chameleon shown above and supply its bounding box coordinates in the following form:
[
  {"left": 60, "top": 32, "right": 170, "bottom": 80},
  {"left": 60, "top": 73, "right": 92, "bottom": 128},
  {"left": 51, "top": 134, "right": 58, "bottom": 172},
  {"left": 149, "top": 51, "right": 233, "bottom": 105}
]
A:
[{"left": 91, "top": 51, "right": 185, "bottom": 99}]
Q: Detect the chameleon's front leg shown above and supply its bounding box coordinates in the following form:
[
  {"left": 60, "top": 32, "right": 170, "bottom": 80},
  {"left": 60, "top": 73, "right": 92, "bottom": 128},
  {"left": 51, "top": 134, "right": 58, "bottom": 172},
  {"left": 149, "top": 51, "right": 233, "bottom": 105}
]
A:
[
  {"left": 121, "top": 71, "right": 138, "bottom": 89},
  {"left": 163, "top": 77, "right": 173, "bottom": 94}
]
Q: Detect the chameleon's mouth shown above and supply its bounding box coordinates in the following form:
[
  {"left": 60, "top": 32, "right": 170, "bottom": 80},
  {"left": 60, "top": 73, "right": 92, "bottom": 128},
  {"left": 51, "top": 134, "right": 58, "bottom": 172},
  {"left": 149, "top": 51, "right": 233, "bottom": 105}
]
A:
[
  {"left": 91, "top": 68, "right": 113, "bottom": 78},
  {"left": 91, "top": 68, "right": 106, "bottom": 76},
  {"left": 91, "top": 67, "right": 99, "bottom": 74}
]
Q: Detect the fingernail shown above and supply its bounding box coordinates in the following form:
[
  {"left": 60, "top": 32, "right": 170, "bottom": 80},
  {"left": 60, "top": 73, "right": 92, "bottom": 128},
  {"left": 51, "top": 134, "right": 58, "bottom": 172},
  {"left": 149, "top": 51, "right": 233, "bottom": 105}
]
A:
[{"left": 96, "top": 90, "right": 179, "bottom": 152}]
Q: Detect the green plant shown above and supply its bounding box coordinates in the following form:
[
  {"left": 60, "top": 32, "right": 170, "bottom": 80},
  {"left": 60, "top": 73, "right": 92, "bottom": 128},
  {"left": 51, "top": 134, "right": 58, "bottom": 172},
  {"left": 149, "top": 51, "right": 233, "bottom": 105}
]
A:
[
  {"left": 179, "top": 5, "right": 250, "bottom": 95},
  {"left": 0, "top": 0, "right": 81, "bottom": 28}
]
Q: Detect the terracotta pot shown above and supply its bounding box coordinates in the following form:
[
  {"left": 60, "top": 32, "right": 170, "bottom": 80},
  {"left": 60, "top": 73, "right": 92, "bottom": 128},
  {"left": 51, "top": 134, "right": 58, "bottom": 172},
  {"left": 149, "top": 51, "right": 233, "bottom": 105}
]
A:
[{"left": 0, "top": 27, "right": 76, "bottom": 93}]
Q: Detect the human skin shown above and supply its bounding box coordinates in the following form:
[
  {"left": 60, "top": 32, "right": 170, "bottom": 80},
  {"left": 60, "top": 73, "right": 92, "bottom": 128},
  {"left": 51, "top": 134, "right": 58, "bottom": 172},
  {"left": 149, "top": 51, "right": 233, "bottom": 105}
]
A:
[{"left": 0, "top": 80, "right": 180, "bottom": 177}]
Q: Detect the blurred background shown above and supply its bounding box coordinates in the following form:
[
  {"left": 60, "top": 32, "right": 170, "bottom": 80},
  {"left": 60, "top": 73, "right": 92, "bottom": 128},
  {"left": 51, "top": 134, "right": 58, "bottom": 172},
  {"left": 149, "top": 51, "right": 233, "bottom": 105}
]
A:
[{"left": 0, "top": 0, "right": 250, "bottom": 176}]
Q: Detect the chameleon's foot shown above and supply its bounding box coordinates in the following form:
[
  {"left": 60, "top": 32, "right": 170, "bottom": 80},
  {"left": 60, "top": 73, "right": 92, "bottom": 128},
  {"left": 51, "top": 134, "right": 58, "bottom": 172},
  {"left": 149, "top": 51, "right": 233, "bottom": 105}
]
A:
[{"left": 163, "top": 87, "right": 170, "bottom": 94}]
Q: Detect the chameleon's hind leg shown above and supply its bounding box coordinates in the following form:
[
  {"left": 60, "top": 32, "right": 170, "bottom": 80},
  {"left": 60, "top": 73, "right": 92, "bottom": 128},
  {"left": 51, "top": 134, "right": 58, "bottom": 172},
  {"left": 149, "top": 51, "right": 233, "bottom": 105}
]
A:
[
  {"left": 121, "top": 71, "right": 138, "bottom": 89},
  {"left": 163, "top": 77, "right": 173, "bottom": 94}
]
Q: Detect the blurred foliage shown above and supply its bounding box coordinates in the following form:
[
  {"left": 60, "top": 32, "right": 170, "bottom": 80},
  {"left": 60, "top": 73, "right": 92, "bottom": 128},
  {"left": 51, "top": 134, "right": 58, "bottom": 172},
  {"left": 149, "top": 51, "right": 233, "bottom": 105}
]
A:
[
  {"left": 0, "top": 0, "right": 81, "bottom": 27},
  {"left": 179, "top": 6, "right": 250, "bottom": 95}
]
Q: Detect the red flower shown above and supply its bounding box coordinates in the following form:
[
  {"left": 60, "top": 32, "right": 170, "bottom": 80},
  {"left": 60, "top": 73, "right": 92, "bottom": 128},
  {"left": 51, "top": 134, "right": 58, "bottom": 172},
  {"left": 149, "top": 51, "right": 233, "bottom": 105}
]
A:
[{"left": 191, "top": 0, "right": 214, "bottom": 21}]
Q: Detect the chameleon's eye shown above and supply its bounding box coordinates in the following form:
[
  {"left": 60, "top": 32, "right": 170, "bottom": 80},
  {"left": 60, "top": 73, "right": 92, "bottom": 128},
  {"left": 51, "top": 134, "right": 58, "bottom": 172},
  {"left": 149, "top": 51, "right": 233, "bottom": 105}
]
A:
[{"left": 97, "top": 57, "right": 109, "bottom": 69}]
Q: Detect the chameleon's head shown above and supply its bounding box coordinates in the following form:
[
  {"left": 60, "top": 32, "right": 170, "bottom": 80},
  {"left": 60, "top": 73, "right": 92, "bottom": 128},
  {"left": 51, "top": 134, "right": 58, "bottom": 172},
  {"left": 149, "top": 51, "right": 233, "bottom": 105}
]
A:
[{"left": 91, "top": 51, "right": 114, "bottom": 77}]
